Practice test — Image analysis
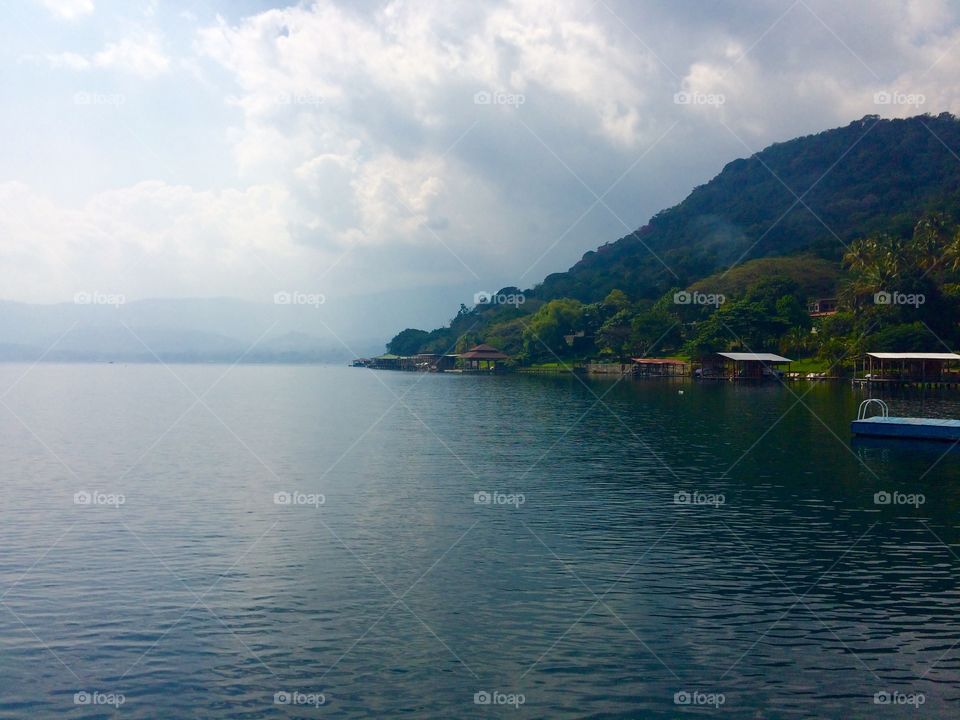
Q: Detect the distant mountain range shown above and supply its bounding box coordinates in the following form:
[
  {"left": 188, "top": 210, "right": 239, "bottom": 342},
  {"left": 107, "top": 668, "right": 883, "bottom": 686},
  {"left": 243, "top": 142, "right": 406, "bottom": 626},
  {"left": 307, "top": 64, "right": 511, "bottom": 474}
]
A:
[
  {"left": 0, "top": 278, "right": 502, "bottom": 363},
  {"left": 0, "top": 298, "right": 367, "bottom": 363}
]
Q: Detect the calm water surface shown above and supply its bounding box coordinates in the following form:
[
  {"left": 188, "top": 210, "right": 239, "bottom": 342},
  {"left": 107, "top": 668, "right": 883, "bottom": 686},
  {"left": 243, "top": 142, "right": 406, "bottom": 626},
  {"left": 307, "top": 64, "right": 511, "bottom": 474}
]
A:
[{"left": 1, "top": 363, "right": 960, "bottom": 718}]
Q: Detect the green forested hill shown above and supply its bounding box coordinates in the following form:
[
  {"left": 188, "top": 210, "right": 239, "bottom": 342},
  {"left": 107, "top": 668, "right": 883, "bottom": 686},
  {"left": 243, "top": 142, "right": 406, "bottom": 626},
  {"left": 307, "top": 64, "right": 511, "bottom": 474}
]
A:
[
  {"left": 534, "top": 113, "right": 960, "bottom": 303},
  {"left": 388, "top": 113, "right": 960, "bottom": 366}
]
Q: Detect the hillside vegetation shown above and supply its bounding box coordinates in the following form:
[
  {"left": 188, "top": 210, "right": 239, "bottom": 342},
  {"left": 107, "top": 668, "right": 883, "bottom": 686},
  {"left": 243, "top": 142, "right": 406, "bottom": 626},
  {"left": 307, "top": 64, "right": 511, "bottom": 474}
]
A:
[{"left": 388, "top": 114, "right": 960, "bottom": 370}]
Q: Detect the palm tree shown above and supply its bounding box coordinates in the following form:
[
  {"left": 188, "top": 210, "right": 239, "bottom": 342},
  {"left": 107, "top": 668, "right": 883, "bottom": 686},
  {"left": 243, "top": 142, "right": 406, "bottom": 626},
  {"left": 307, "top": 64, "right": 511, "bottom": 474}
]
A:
[
  {"left": 842, "top": 232, "right": 925, "bottom": 306},
  {"left": 912, "top": 214, "right": 949, "bottom": 274},
  {"left": 943, "top": 227, "right": 960, "bottom": 273}
]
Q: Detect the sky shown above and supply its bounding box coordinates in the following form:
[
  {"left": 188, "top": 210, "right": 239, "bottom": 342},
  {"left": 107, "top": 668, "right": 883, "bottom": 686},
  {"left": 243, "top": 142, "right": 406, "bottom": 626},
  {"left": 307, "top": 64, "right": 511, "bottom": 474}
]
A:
[{"left": 2, "top": 0, "right": 960, "bottom": 330}]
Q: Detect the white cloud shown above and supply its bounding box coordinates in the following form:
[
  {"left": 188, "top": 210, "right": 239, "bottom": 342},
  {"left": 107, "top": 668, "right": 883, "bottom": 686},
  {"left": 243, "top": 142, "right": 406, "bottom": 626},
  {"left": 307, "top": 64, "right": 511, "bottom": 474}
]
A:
[
  {"left": 0, "top": 181, "right": 311, "bottom": 303},
  {"left": 193, "top": 0, "right": 674, "bottom": 281},
  {"left": 37, "top": 32, "right": 170, "bottom": 77},
  {"left": 43, "top": 51, "right": 91, "bottom": 70},
  {"left": 10, "top": 0, "right": 960, "bottom": 308},
  {"left": 93, "top": 32, "right": 170, "bottom": 77},
  {"left": 37, "top": 0, "right": 93, "bottom": 20}
]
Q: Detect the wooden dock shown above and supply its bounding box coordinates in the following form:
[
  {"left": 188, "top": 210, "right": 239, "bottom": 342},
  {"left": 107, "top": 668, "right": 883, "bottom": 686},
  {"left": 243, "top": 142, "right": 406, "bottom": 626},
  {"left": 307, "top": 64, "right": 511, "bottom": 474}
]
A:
[
  {"left": 851, "top": 378, "right": 960, "bottom": 389},
  {"left": 851, "top": 399, "right": 960, "bottom": 441},
  {"left": 851, "top": 416, "right": 960, "bottom": 441}
]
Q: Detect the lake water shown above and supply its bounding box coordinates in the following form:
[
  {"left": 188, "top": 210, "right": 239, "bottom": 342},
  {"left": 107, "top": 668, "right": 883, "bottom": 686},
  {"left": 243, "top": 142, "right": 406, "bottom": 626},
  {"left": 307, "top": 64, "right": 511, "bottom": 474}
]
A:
[{"left": 1, "top": 363, "right": 959, "bottom": 718}]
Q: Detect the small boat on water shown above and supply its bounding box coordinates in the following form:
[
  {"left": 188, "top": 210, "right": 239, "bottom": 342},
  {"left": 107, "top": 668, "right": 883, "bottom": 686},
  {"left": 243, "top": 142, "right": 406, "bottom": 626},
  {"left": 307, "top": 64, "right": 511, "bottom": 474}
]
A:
[{"left": 851, "top": 399, "right": 960, "bottom": 442}]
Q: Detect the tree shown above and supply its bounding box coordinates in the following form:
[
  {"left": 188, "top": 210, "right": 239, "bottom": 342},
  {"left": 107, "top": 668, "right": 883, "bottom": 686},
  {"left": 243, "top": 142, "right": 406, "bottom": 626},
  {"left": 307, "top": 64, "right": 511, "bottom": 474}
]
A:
[
  {"left": 779, "top": 326, "right": 813, "bottom": 357},
  {"left": 597, "top": 309, "right": 633, "bottom": 361},
  {"left": 522, "top": 299, "right": 584, "bottom": 360},
  {"left": 387, "top": 329, "right": 430, "bottom": 355},
  {"left": 744, "top": 277, "right": 801, "bottom": 309},
  {"left": 814, "top": 312, "right": 858, "bottom": 371},
  {"left": 868, "top": 322, "right": 938, "bottom": 352},
  {"left": 945, "top": 228, "right": 960, "bottom": 273},
  {"left": 603, "top": 289, "right": 631, "bottom": 311},
  {"left": 484, "top": 318, "right": 526, "bottom": 356},
  {"left": 630, "top": 310, "right": 680, "bottom": 355},
  {"left": 842, "top": 231, "right": 932, "bottom": 307},
  {"left": 714, "top": 302, "right": 789, "bottom": 351},
  {"left": 682, "top": 314, "right": 728, "bottom": 359},
  {"left": 775, "top": 295, "right": 810, "bottom": 330}
]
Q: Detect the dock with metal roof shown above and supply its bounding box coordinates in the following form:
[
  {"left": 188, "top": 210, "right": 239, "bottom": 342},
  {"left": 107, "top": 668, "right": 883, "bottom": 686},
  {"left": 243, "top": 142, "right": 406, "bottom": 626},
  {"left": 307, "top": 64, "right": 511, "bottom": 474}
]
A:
[
  {"left": 853, "top": 352, "right": 960, "bottom": 388},
  {"left": 699, "top": 352, "right": 793, "bottom": 380}
]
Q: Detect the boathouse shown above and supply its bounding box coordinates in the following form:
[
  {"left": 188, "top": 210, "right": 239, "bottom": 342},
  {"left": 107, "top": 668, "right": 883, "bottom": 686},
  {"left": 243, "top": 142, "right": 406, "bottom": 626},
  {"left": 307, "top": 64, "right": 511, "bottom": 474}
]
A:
[
  {"left": 630, "top": 358, "right": 689, "bottom": 376},
  {"left": 855, "top": 352, "right": 960, "bottom": 386},
  {"left": 703, "top": 352, "right": 793, "bottom": 379},
  {"left": 370, "top": 354, "right": 413, "bottom": 370}
]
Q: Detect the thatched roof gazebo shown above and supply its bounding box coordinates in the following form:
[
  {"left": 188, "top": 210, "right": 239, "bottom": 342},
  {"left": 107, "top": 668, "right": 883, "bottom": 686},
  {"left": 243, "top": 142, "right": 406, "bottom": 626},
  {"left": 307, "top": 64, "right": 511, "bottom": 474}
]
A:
[{"left": 457, "top": 344, "right": 510, "bottom": 371}]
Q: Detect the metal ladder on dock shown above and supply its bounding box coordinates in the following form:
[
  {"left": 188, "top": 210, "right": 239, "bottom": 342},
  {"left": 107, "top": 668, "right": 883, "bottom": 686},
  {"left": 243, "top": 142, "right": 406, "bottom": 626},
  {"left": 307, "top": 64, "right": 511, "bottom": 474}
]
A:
[{"left": 857, "top": 398, "right": 889, "bottom": 420}]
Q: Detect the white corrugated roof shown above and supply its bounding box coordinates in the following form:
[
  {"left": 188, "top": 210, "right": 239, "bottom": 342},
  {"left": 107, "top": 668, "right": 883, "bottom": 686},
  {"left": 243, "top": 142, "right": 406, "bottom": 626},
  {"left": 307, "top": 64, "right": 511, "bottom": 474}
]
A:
[
  {"left": 867, "top": 352, "right": 960, "bottom": 360},
  {"left": 717, "top": 352, "right": 793, "bottom": 363}
]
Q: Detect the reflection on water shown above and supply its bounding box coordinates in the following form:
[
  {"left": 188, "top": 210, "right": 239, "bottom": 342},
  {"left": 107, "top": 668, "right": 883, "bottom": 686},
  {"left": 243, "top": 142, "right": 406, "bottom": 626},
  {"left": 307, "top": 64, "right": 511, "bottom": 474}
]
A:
[{"left": 0, "top": 364, "right": 959, "bottom": 718}]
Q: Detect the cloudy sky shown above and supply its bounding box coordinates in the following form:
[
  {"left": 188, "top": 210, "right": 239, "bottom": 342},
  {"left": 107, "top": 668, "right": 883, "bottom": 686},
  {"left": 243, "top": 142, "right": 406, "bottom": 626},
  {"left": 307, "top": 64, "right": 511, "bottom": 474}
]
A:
[{"left": 2, "top": 0, "right": 959, "bottom": 327}]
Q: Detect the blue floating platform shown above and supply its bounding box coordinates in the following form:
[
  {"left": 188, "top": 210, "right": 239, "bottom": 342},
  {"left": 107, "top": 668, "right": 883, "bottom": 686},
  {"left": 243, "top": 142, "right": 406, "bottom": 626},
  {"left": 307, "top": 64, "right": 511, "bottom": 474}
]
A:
[{"left": 851, "top": 416, "right": 960, "bottom": 441}]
